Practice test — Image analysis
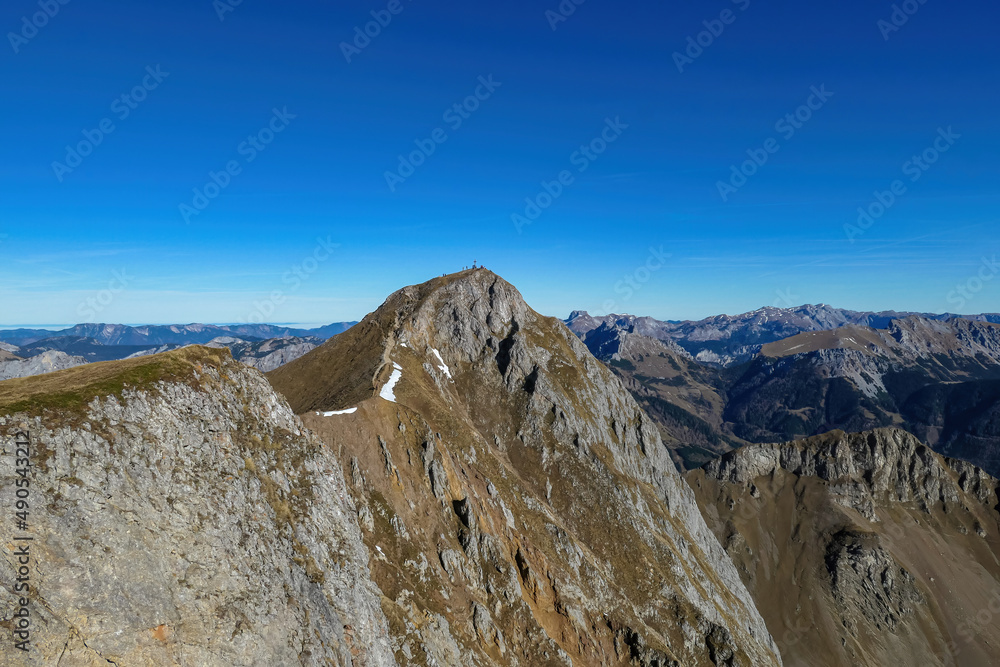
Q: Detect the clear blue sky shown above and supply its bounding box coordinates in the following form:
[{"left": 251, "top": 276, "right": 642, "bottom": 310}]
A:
[{"left": 2, "top": 0, "right": 998, "bottom": 326}]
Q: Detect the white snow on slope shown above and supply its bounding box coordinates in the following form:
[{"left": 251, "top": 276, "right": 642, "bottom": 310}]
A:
[
  {"left": 379, "top": 362, "right": 403, "bottom": 402},
  {"left": 316, "top": 407, "right": 358, "bottom": 416},
  {"left": 431, "top": 348, "right": 452, "bottom": 379}
]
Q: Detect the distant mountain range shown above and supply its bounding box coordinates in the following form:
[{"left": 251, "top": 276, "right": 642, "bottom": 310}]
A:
[
  {"left": 575, "top": 310, "right": 1000, "bottom": 476},
  {"left": 0, "top": 321, "right": 357, "bottom": 347},
  {"left": 567, "top": 305, "right": 1000, "bottom": 366},
  {"left": 8, "top": 307, "right": 1000, "bottom": 475},
  {"left": 0, "top": 322, "right": 355, "bottom": 381}
]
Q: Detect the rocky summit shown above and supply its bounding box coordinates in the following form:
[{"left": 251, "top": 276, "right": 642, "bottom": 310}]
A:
[{"left": 270, "top": 269, "right": 780, "bottom": 665}]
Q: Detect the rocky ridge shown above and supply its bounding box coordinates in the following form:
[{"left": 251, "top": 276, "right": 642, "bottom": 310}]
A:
[
  {"left": 272, "top": 269, "right": 782, "bottom": 666},
  {"left": 0, "top": 347, "right": 395, "bottom": 666},
  {"left": 688, "top": 428, "right": 1000, "bottom": 667},
  {"left": 0, "top": 350, "right": 87, "bottom": 381},
  {"left": 568, "top": 307, "right": 1000, "bottom": 367}
]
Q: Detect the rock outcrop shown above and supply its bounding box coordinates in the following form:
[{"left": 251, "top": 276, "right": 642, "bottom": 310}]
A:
[
  {"left": 0, "top": 347, "right": 394, "bottom": 666},
  {"left": 0, "top": 350, "right": 87, "bottom": 381},
  {"left": 688, "top": 428, "right": 1000, "bottom": 667},
  {"left": 207, "top": 335, "right": 322, "bottom": 373}
]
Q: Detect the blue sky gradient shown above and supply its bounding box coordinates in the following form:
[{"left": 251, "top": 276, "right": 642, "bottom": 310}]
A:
[{"left": 2, "top": 0, "right": 998, "bottom": 325}]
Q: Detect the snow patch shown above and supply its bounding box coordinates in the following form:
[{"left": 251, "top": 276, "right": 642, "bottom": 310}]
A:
[
  {"left": 379, "top": 362, "right": 403, "bottom": 402},
  {"left": 316, "top": 407, "right": 357, "bottom": 416},
  {"left": 431, "top": 348, "right": 452, "bottom": 379}
]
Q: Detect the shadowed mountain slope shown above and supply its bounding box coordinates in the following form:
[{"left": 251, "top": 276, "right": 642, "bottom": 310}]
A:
[
  {"left": 578, "top": 315, "right": 1000, "bottom": 475},
  {"left": 687, "top": 428, "right": 1000, "bottom": 667}
]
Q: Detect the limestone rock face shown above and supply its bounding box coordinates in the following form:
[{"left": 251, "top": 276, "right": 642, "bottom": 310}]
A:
[
  {"left": 0, "top": 348, "right": 394, "bottom": 666},
  {"left": 0, "top": 350, "right": 87, "bottom": 381},
  {"left": 273, "top": 269, "right": 782, "bottom": 666},
  {"left": 702, "top": 427, "right": 987, "bottom": 510},
  {"left": 206, "top": 335, "right": 323, "bottom": 373},
  {"left": 689, "top": 427, "right": 1000, "bottom": 667}
]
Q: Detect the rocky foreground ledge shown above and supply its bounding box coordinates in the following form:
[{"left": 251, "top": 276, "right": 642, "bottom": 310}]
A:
[{"left": 0, "top": 347, "right": 395, "bottom": 666}]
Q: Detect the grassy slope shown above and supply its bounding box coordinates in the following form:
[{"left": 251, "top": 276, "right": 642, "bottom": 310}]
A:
[
  {"left": 0, "top": 345, "right": 229, "bottom": 415},
  {"left": 760, "top": 325, "right": 883, "bottom": 358},
  {"left": 267, "top": 270, "right": 478, "bottom": 414}
]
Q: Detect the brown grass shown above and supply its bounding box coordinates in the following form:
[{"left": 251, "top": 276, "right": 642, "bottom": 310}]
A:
[
  {"left": 0, "top": 345, "right": 230, "bottom": 416},
  {"left": 761, "top": 325, "right": 884, "bottom": 358}
]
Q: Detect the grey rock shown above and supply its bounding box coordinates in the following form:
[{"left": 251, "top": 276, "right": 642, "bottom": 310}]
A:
[
  {"left": 0, "top": 350, "right": 87, "bottom": 380},
  {"left": 207, "top": 336, "right": 323, "bottom": 373},
  {"left": 0, "top": 355, "right": 395, "bottom": 666}
]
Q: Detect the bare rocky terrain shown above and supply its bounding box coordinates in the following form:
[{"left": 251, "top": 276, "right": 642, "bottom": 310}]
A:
[
  {"left": 0, "top": 347, "right": 394, "bottom": 666},
  {"left": 0, "top": 350, "right": 87, "bottom": 382},
  {"left": 206, "top": 335, "right": 323, "bottom": 373},
  {"left": 688, "top": 428, "right": 1000, "bottom": 667}
]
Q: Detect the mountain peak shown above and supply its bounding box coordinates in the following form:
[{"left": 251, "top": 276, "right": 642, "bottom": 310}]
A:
[
  {"left": 267, "top": 269, "right": 530, "bottom": 414},
  {"left": 270, "top": 270, "right": 781, "bottom": 665},
  {"left": 382, "top": 268, "right": 525, "bottom": 330}
]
